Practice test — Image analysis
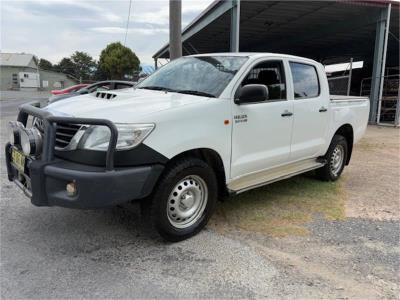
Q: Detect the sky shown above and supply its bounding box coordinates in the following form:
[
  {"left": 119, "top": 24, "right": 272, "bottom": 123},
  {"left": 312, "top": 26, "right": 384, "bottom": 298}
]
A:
[{"left": 0, "top": 0, "right": 214, "bottom": 65}]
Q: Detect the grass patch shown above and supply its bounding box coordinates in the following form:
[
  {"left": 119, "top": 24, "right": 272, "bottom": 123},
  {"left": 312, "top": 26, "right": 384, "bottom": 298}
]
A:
[{"left": 211, "top": 174, "right": 346, "bottom": 237}]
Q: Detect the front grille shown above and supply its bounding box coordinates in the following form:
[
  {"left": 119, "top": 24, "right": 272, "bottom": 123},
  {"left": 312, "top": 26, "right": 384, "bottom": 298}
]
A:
[
  {"left": 33, "top": 117, "right": 44, "bottom": 133},
  {"left": 55, "top": 123, "right": 81, "bottom": 148},
  {"left": 33, "top": 118, "right": 81, "bottom": 149}
]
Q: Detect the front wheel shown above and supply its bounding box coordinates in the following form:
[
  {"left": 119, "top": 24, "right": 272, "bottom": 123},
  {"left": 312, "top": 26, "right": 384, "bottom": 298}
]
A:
[
  {"left": 316, "top": 135, "right": 348, "bottom": 181},
  {"left": 142, "top": 158, "right": 218, "bottom": 242}
]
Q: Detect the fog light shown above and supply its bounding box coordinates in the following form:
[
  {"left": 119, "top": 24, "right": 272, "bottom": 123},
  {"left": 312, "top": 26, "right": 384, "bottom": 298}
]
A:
[
  {"left": 19, "top": 127, "right": 42, "bottom": 156},
  {"left": 66, "top": 181, "right": 77, "bottom": 197}
]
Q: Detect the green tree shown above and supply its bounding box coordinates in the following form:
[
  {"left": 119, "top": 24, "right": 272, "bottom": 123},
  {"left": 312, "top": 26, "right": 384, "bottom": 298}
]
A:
[
  {"left": 54, "top": 58, "right": 76, "bottom": 76},
  {"left": 98, "top": 42, "right": 140, "bottom": 80},
  {"left": 70, "top": 51, "right": 96, "bottom": 81},
  {"left": 38, "top": 58, "right": 53, "bottom": 71}
]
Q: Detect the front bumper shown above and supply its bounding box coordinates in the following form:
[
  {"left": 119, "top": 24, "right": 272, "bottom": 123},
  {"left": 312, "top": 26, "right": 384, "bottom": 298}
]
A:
[
  {"left": 6, "top": 143, "right": 163, "bottom": 209},
  {"left": 5, "top": 102, "right": 164, "bottom": 209}
]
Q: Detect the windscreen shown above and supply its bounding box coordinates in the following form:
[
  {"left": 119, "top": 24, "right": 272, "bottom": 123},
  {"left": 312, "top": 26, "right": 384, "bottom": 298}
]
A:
[{"left": 136, "top": 56, "right": 248, "bottom": 98}]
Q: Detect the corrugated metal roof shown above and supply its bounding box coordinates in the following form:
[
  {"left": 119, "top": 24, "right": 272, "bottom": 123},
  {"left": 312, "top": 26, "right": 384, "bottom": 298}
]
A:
[
  {"left": 153, "top": 0, "right": 399, "bottom": 65},
  {"left": 0, "top": 53, "right": 37, "bottom": 67}
]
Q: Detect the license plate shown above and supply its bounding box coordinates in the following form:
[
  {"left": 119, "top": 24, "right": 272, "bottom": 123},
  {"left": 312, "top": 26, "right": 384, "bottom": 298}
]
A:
[{"left": 11, "top": 148, "right": 25, "bottom": 172}]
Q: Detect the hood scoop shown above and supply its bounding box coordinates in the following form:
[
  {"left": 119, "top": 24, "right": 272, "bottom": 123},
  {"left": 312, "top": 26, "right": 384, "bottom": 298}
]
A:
[{"left": 95, "top": 91, "right": 117, "bottom": 100}]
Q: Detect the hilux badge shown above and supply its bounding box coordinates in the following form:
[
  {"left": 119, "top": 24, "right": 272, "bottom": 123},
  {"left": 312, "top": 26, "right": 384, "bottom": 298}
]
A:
[{"left": 234, "top": 114, "right": 248, "bottom": 124}]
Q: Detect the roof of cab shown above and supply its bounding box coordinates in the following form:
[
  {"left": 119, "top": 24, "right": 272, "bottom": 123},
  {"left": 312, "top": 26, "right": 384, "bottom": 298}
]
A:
[{"left": 189, "top": 52, "right": 320, "bottom": 64}]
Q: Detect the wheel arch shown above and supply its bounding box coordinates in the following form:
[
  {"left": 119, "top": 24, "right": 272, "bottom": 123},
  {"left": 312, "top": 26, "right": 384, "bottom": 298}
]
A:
[
  {"left": 333, "top": 124, "right": 354, "bottom": 165},
  {"left": 163, "top": 148, "right": 228, "bottom": 198}
]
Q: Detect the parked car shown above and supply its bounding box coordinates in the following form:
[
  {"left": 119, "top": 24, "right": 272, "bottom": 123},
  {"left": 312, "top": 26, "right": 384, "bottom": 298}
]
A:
[
  {"left": 48, "top": 80, "right": 136, "bottom": 103},
  {"left": 50, "top": 84, "right": 88, "bottom": 95},
  {"left": 6, "top": 53, "right": 369, "bottom": 242}
]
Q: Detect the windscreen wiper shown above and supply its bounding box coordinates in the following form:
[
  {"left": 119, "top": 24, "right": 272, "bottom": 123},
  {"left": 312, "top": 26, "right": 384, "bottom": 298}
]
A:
[
  {"left": 176, "top": 90, "right": 216, "bottom": 98},
  {"left": 138, "top": 86, "right": 176, "bottom": 92}
]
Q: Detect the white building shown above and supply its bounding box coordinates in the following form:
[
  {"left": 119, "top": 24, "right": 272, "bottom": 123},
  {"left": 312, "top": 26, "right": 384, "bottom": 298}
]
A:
[{"left": 0, "top": 53, "right": 76, "bottom": 91}]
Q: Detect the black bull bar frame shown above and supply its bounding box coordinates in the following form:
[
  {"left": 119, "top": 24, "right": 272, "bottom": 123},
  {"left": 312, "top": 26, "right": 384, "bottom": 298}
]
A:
[{"left": 16, "top": 101, "right": 118, "bottom": 170}]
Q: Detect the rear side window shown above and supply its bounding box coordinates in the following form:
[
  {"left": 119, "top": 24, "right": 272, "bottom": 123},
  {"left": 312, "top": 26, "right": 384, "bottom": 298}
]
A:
[{"left": 289, "top": 62, "right": 320, "bottom": 99}]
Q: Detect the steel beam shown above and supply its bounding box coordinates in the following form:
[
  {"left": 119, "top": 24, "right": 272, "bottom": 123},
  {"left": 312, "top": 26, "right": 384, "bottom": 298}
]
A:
[
  {"left": 376, "top": 4, "right": 392, "bottom": 124},
  {"left": 230, "top": 0, "right": 240, "bottom": 52},
  {"left": 370, "top": 4, "right": 391, "bottom": 123},
  {"left": 187, "top": 42, "right": 199, "bottom": 54},
  {"left": 182, "top": 43, "right": 191, "bottom": 56},
  {"left": 154, "top": 1, "right": 233, "bottom": 59}
]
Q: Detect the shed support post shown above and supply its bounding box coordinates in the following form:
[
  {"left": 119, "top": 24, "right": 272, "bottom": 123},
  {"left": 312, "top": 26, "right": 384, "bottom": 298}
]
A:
[
  {"left": 154, "top": 58, "right": 158, "bottom": 70},
  {"left": 369, "top": 4, "right": 391, "bottom": 123},
  {"left": 230, "top": 0, "right": 240, "bottom": 52}
]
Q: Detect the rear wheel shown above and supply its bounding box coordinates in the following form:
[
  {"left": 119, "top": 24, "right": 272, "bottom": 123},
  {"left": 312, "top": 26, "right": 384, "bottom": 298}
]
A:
[
  {"left": 141, "top": 158, "right": 218, "bottom": 242},
  {"left": 316, "top": 135, "right": 348, "bottom": 181}
]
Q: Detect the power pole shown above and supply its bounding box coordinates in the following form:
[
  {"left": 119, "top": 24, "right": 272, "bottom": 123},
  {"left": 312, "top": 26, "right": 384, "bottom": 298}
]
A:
[{"left": 169, "top": 0, "right": 182, "bottom": 60}]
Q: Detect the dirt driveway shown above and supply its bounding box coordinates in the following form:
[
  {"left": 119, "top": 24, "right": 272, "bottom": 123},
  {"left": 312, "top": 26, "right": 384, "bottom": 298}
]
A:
[
  {"left": 1, "top": 96, "right": 399, "bottom": 299},
  {"left": 207, "top": 125, "right": 400, "bottom": 299},
  {"left": 345, "top": 126, "right": 399, "bottom": 220}
]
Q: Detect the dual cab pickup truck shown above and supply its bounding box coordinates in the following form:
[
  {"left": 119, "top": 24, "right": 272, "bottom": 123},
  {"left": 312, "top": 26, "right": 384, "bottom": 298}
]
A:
[{"left": 6, "top": 53, "right": 369, "bottom": 241}]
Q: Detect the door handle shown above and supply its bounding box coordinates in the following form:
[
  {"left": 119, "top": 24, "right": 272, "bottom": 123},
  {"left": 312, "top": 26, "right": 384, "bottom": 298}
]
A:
[
  {"left": 281, "top": 111, "right": 293, "bottom": 117},
  {"left": 319, "top": 107, "right": 328, "bottom": 112}
]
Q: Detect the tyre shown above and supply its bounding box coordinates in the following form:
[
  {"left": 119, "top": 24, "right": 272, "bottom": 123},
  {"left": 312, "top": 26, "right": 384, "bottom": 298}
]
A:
[
  {"left": 141, "top": 158, "right": 218, "bottom": 242},
  {"left": 316, "top": 135, "right": 348, "bottom": 181}
]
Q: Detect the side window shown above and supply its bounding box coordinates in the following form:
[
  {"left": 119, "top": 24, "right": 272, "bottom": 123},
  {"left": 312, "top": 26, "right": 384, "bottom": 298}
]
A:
[
  {"left": 91, "top": 83, "right": 111, "bottom": 92},
  {"left": 289, "top": 62, "right": 320, "bottom": 99},
  {"left": 115, "top": 83, "right": 133, "bottom": 90},
  {"left": 241, "top": 60, "right": 286, "bottom": 101}
]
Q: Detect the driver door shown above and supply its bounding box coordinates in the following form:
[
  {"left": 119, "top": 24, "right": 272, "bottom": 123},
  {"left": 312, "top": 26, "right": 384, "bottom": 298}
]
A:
[{"left": 230, "top": 59, "right": 294, "bottom": 179}]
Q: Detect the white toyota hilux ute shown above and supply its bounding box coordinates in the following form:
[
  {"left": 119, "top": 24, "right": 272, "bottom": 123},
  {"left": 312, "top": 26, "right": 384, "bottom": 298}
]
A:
[{"left": 6, "top": 53, "right": 369, "bottom": 241}]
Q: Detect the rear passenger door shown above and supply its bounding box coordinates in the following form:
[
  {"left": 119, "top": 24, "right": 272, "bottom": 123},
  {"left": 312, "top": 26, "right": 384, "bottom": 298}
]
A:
[
  {"left": 230, "top": 59, "right": 294, "bottom": 178},
  {"left": 289, "top": 61, "right": 329, "bottom": 161}
]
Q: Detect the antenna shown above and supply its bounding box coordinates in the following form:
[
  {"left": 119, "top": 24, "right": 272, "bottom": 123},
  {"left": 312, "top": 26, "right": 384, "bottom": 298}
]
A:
[{"left": 124, "top": 0, "right": 133, "bottom": 46}]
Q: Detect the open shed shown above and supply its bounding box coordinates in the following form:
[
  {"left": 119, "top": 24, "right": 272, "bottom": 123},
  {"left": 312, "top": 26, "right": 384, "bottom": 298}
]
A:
[{"left": 153, "top": 0, "right": 400, "bottom": 125}]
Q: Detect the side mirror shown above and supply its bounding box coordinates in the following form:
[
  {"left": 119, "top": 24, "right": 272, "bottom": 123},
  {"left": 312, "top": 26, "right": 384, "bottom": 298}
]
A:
[
  {"left": 80, "top": 89, "right": 89, "bottom": 94},
  {"left": 235, "top": 84, "right": 269, "bottom": 104}
]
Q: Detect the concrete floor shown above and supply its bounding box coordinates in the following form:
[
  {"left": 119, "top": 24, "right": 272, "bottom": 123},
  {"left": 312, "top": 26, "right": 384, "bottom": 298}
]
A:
[{"left": 1, "top": 93, "right": 399, "bottom": 299}]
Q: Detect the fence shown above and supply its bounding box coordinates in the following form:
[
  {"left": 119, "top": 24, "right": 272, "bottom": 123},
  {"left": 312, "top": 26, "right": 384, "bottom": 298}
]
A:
[{"left": 360, "top": 74, "right": 400, "bottom": 126}]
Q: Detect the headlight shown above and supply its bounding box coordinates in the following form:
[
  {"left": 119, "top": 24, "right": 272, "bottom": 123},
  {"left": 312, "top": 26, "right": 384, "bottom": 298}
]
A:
[
  {"left": 19, "top": 127, "right": 43, "bottom": 156},
  {"left": 8, "top": 121, "right": 24, "bottom": 145},
  {"left": 77, "top": 123, "right": 155, "bottom": 151}
]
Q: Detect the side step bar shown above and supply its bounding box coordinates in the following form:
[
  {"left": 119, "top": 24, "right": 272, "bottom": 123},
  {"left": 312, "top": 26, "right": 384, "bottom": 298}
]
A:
[{"left": 228, "top": 158, "right": 325, "bottom": 194}]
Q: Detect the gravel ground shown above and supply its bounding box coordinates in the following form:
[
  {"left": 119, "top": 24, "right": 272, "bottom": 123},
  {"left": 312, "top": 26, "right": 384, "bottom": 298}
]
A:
[
  {"left": 344, "top": 126, "right": 400, "bottom": 220},
  {"left": 1, "top": 93, "right": 399, "bottom": 299}
]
